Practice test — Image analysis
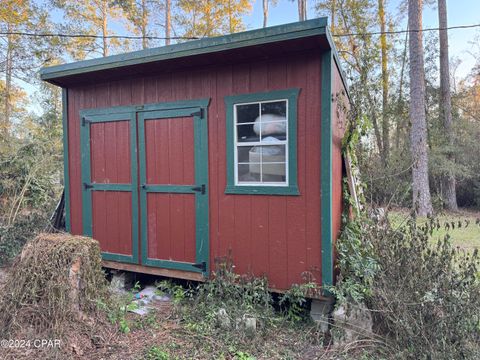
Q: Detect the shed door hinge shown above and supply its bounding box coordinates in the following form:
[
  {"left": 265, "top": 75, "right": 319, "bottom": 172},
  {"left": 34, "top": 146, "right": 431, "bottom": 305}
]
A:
[
  {"left": 191, "top": 108, "right": 204, "bottom": 119},
  {"left": 192, "top": 261, "right": 206, "bottom": 272},
  {"left": 191, "top": 184, "right": 206, "bottom": 195},
  {"left": 81, "top": 117, "right": 91, "bottom": 127},
  {"left": 83, "top": 182, "right": 94, "bottom": 190}
]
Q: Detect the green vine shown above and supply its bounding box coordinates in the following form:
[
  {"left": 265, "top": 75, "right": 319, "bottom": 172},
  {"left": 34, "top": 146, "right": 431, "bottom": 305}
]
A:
[{"left": 329, "top": 109, "right": 379, "bottom": 306}]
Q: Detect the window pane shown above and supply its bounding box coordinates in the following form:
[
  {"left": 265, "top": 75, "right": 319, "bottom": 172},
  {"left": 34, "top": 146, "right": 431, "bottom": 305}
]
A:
[
  {"left": 260, "top": 122, "right": 287, "bottom": 141},
  {"left": 259, "top": 145, "right": 286, "bottom": 163},
  {"left": 238, "top": 164, "right": 260, "bottom": 182},
  {"left": 236, "top": 103, "right": 259, "bottom": 124},
  {"left": 233, "top": 99, "right": 290, "bottom": 186},
  {"left": 261, "top": 100, "right": 286, "bottom": 117},
  {"left": 237, "top": 124, "right": 259, "bottom": 143},
  {"left": 262, "top": 163, "right": 286, "bottom": 182},
  {"left": 237, "top": 145, "right": 254, "bottom": 163}
]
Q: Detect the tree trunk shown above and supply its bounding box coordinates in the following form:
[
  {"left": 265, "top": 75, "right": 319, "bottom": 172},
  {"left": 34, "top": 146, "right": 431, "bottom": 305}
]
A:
[
  {"left": 438, "top": 0, "right": 457, "bottom": 210},
  {"left": 408, "top": 0, "right": 433, "bottom": 215},
  {"left": 142, "top": 0, "right": 148, "bottom": 49},
  {"left": 228, "top": 0, "right": 233, "bottom": 33},
  {"left": 263, "top": 0, "right": 268, "bottom": 28},
  {"left": 298, "top": 0, "right": 307, "bottom": 21},
  {"left": 330, "top": 0, "right": 336, "bottom": 33},
  {"left": 395, "top": 26, "right": 409, "bottom": 150},
  {"left": 3, "top": 22, "right": 13, "bottom": 137},
  {"left": 165, "top": 0, "right": 171, "bottom": 45},
  {"left": 378, "top": 0, "right": 389, "bottom": 166},
  {"left": 102, "top": 0, "right": 108, "bottom": 56}
]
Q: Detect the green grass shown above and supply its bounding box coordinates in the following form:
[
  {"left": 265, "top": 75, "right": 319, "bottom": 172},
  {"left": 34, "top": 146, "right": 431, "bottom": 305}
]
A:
[{"left": 389, "top": 209, "right": 480, "bottom": 251}]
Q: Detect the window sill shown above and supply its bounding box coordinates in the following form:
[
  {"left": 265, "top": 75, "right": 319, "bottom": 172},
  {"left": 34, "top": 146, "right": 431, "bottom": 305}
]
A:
[{"left": 225, "top": 185, "right": 300, "bottom": 196}]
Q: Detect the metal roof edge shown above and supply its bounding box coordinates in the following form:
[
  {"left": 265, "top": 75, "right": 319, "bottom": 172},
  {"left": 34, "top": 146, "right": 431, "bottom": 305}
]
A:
[{"left": 40, "top": 17, "right": 329, "bottom": 82}]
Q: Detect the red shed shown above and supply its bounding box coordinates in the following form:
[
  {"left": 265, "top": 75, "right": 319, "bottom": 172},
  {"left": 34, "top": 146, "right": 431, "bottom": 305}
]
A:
[{"left": 41, "top": 18, "right": 349, "bottom": 295}]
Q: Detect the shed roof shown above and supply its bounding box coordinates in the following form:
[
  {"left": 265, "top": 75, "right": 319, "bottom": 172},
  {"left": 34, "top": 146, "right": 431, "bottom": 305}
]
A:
[{"left": 40, "top": 17, "right": 347, "bottom": 92}]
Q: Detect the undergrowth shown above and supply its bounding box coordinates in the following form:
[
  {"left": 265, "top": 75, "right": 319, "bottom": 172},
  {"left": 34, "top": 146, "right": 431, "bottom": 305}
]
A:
[
  {"left": 334, "top": 209, "right": 480, "bottom": 359},
  {"left": 157, "top": 258, "right": 326, "bottom": 359},
  {"left": 0, "top": 212, "right": 50, "bottom": 266}
]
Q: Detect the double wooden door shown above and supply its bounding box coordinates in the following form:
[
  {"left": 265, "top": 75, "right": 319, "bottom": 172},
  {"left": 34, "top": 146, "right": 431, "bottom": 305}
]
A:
[{"left": 80, "top": 100, "right": 209, "bottom": 274}]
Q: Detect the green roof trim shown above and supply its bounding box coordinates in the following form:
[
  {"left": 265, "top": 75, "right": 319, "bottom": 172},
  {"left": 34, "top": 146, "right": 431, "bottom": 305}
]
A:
[{"left": 40, "top": 18, "right": 328, "bottom": 82}]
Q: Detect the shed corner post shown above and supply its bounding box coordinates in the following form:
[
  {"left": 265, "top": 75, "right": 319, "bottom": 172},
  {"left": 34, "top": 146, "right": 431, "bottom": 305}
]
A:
[
  {"left": 62, "top": 88, "right": 71, "bottom": 232},
  {"left": 320, "top": 48, "right": 333, "bottom": 295}
]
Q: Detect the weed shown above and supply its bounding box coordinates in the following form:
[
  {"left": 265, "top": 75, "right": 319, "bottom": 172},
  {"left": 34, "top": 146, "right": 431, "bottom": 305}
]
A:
[
  {"left": 156, "top": 280, "right": 188, "bottom": 304},
  {"left": 235, "top": 350, "right": 256, "bottom": 360},
  {"left": 145, "top": 345, "right": 172, "bottom": 360},
  {"left": 334, "top": 210, "right": 480, "bottom": 359},
  {"left": 279, "top": 282, "right": 318, "bottom": 322}
]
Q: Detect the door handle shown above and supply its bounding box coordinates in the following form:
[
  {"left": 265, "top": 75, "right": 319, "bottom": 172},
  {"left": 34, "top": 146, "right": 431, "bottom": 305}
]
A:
[
  {"left": 141, "top": 184, "right": 147, "bottom": 190},
  {"left": 191, "top": 184, "right": 206, "bottom": 195}
]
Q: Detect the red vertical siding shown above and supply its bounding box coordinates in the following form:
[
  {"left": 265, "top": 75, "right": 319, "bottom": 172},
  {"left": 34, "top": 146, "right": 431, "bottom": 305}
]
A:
[
  {"left": 67, "top": 50, "right": 326, "bottom": 291},
  {"left": 146, "top": 193, "right": 196, "bottom": 262}
]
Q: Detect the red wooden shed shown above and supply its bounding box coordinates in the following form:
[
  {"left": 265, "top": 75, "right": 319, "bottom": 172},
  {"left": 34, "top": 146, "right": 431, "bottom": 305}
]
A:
[{"left": 40, "top": 18, "right": 349, "bottom": 295}]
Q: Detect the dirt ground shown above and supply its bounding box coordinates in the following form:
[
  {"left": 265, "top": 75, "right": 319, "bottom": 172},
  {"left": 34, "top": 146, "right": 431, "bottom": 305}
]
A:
[
  {"left": 0, "top": 267, "right": 8, "bottom": 287},
  {"left": 1, "top": 300, "right": 187, "bottom": 360}
]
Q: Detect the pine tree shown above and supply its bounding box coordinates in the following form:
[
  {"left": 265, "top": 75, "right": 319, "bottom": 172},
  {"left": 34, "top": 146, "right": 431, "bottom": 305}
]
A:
[
  {"left": 438, "top": 0, "right": 457, "bottom": 210},
  {"left": 118, "top": 0, "right": 164, "bottom": 49},
  {"left": 408, "top": 0, "right": 433, "bottom": 215},
  {"left": 51, "top": 0, "right": 127, "bottom": 58},
  {"left": 175, "top": 0, "right": 251, "bottom": 38}
]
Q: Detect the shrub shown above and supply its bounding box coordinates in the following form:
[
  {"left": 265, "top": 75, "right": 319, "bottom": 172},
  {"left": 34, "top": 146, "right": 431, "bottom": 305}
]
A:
[
  {"left": 0, "top": 212, "right": 50, "bottom": 266},
  {"left": 178, "top": 258, "right": 275, "bottom": 337},
  {"left": 335, "top": 212, "right": 480, "bottom": 359},
  {"left": 370, "top": 217, "right": 480, "bottom": 359}
]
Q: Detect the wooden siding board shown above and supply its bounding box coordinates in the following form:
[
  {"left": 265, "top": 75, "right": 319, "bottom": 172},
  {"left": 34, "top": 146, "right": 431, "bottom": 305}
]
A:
[
  {"left": 215, "top": 65, "right": 235, "bottom": 263},
  {"left": 131, "top": 77, "right": 143, "bottom": 263},
  {"left": 286, "top": 56, "right": 308, "bottom": 286},
  {"left": 231, "top": 63, "right": 251, "bottom": 275},
  {"left": 305, "top": 55, "right": 322, "bottom": 283},
  {"left": 68, "top": 88, "right": 82, "bottom": 235},
  {"left": 266, "top": 59, "right": 288, "bottom": 289},
  {"left": 62, "top": 89, "right": 71, "bottom": 232},
  {"left": 248, "top": 61, "right": 269, "bottom": 277}
]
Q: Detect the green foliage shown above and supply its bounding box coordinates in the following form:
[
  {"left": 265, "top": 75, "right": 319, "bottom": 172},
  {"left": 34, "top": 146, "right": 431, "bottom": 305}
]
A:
[
  {"left": 234, "top": 351, "right": 256, "bottom": 360},
  {"left": 368, "top": 216, "right": 480, "bottom": 359},
  {"left": 331, "top": 212, "right": 379, "bottom": 305},
  {"left": 335, "top": 209, "right": 480, "bottom": 358},
  {"left": 180, "top": 259, "right": 274, "bottom": 335},
  {"left": 279, "top": 282, "right": 317, "bottom": 322},
  {"left": 174, "top": 0, "right": 252, "bottom": 38},
  {"left": 145, "top": 345, "right": 174, "bottom": 360},
  {"left": 0, "top": 213, "right": 49, "bottom": 266},
  {"left": 167, "top": 259, "right": 322, "bottom": 358},
  {"left": 156, "top": 280, "right": 188, "bottom": 304}
]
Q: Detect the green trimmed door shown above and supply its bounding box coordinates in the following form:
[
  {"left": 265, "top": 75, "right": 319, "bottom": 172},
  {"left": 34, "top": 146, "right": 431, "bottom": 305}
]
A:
[
  {"left": 80, "top": 111, "right": 139, "bottom": 264},
  {"left": 138, "top": 107, "right": 209, "bottom": 274}
]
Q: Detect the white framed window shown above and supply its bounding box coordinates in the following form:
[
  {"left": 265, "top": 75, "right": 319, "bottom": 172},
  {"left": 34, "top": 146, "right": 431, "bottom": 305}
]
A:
[
  {"left": 225, "top": 88, "right": 300, "bottom": 195},
  {"left": 234, "top": 99, "right": 288, "bottom": 186}
]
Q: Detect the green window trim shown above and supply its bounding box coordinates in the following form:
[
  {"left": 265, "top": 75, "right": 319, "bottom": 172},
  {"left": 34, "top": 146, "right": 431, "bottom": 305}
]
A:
[{"left": 224, "top": 88, "right": 300, "bottom": 196}]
